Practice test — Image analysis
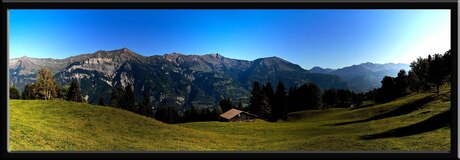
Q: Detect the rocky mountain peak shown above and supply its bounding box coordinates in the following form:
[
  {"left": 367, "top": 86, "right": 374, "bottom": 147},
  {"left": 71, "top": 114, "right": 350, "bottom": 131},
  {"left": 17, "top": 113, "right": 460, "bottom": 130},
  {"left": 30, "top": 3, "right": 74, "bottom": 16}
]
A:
[
  {"left": 121, "top": 47, "right": 130, "bottom": 53},
  {"left": 16, "top": 56, "right": 31, "bottom": 61},
  {"left": 311, "top": 66, "right": 323, "bottom": 70},
  {"left": 10, "top": 56, "right": 37, "bottom": 63},
  {"left": 251, "top": 56, "right": 305, "bottom": 72},
  {"left": 309, "top": 66, "right": 334, "bottom": 74},
  {"left": 114, "top": 48, "right": 137, "bottom": 56},
  {"left": 165, "top": 52, "right": 184, "bottom": 56},
  {"left": 18, "top": 55, "right": 29, "bottom": 59},
  {"left": 112, "top": 47, "right": 136, "bottom": 55},
  {"left": 256, "top": 56, "right": 287, "bottom": 62},
  {"left": 163, "top": 52, "right": 186, "bottom": 62},
  {"left": 91, "top": 48, "right": 144, "bottom": 63},
  {"left": 206, "top": 53, "right": 222, "bottom": 59}
]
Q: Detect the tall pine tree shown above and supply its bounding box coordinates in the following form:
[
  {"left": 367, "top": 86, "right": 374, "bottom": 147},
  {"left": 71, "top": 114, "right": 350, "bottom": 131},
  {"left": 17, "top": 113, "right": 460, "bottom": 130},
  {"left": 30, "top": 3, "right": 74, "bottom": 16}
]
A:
[
  {"left": 249, "top": 81, "right": 262, "bottom": 115},
  {"left": 140, "top": 91, "right": 153, "bottom": 117},
  {"left": 442, "top": 50, "right": 452, "bottom": 82},
  {"left": 67, "top": 79, "right": 82, "bottom": 102},
  {"left": 323, "top": 89, "right": 338, "bottom": 108},
  {"left": 427, "top": 54, "right": 445, "bottom": 93},
  {"left": 110, "top": 85, "right": 124, "bottom": 108},
  {"left": 274, "top": 81, "right": 288, "bottom": 121},
  {"left": 22, "top": 83, "right": 34, "bottom": 100},
  {"left": 259, "top": 94, "right": 272, "bottom": 120},
  {"left": 410, "top": 57, "right": 430, "bottom": 91},
  {"left": 288, "top": 87, "right": 296, "bottom": 112},
  {"left": 98, "top": 96, "right": 105, "bottom": 106},
  {"left": 219, "top": 98, "right": 233, "bottom": 113},
  {"left": 124, "top": 84, "right": 136, "bottom": 112},
  {"left": 395, "top": 69, "right": 410, "bottom": 96},
  {"left": 263, "top": 82, "right": 275, "bottom": 107},
  {"left": 9, "top": 86, "right": 20, "bottom": 99}
]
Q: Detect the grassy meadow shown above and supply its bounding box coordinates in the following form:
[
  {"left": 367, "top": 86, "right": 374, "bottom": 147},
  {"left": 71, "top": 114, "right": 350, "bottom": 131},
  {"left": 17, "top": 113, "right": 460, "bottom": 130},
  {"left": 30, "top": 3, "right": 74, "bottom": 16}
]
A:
[{"left": 9, "top": 87, "right": 451, "bottom": 151}]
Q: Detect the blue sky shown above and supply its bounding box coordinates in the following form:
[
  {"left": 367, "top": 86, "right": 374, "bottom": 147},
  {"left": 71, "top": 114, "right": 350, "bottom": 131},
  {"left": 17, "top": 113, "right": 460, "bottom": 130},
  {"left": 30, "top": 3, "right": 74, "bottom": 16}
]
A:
[{"left": 9, "top": 9, "right": 450, "bottom": 69}]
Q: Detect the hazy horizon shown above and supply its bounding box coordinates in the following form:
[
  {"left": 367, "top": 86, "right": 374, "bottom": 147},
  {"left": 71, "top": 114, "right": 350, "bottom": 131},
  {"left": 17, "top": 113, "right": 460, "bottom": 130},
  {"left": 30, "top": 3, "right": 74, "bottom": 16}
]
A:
[{"left": 9, "top": 9, "right": 450, "bottom": 69}]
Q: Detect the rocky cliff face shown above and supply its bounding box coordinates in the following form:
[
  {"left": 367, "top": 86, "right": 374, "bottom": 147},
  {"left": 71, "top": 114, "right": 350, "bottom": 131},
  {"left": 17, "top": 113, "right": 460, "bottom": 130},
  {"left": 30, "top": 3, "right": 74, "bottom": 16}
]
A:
[
  {"left": 9, "top": 48, "right": 353, "bottom": 111},
  {"left": 9, "top": 56, "right": 70, "bottom": 91}
]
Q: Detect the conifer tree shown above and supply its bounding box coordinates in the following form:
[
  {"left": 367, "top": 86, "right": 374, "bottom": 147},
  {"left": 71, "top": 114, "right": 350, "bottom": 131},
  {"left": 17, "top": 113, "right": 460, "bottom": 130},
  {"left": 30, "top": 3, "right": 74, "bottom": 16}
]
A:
[
  {"left": 249, "top": 81, "right": 262, "bottom": 115},
  {"left": 67, "top": 79, "right": 82, "bottom": 102},
  {"left": 263, "top": 82, "right": 275, "bottom": 108},
  {"left": 215, "top": 105, "right": 223, "bottom": 117},
  {"left": 274, "top": 81, "right": 288, "bottom": 120},
  {"left": 98, "top": 96, "right": 105, "bottom": 106},
  {"left": 140, "top": 91, "right": 153, "bottom": 117},
  {"left": 259, "top": 94, "right": 272, "bottom": 120},
  {"left": 22, "top": 83, "right": 34, "bottom": 100},
  {"left": 427, "top": 54, "right": 445, "bottom": 93},
  {"left": 9, "top": 86, "right": 20, "bottom": 99},
  {"left": 323, "top": 89, "right": 338, "bottom": 108},
  {"left": 219, "top": 98, "right": 233, "bottom": 113},
  {"left": 110, "top": 85, "right": 124, "bottom": 108},
  {"left": 124, "top": 84, "right": 136, "bottom": 112},
  {"left": 190, "top": 105, "right": 200, "bottom": 121},
  {"left": 395, "top": 69, "right": 410, "bottom": 96}
]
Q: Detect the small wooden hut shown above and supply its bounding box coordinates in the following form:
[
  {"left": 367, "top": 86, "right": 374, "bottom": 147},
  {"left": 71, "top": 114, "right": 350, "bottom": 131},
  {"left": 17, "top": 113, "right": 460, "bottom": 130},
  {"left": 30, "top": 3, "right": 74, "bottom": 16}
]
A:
[{"left": 219, "top": 109, "right": 258, "bottom": 122}]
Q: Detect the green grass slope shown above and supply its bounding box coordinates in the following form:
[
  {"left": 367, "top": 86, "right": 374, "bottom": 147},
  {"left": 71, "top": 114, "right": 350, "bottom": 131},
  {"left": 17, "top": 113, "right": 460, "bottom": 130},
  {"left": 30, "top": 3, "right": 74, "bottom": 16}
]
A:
[
  {"left": 9, "top": 100, "right": 234, "bottom": 151},
  {"left": 9, "top": 88, "right": 451, "bottom": 151}
]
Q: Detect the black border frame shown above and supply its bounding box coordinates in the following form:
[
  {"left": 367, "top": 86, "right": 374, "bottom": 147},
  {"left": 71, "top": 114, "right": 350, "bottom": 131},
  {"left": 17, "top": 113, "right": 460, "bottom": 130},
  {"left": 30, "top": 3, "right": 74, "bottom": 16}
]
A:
[{"left": 1, "top": 1, "right": 458, "bottom": 160}]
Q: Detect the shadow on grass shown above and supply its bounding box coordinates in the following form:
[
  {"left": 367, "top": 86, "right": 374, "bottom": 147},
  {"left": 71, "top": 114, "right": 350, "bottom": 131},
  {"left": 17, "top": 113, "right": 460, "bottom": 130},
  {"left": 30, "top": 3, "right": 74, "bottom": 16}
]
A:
[
  {"left": 350, "top": 102, "right": 375, "bottom": 110},
  {"left": 288, "top": 113, "right": 304, "bottom": 121},
  {"left": 361, "top": 109, "right": 451, "bottom": 140},
  {"left": 330, "top": 95, "right": 435, "bottom": 126}
]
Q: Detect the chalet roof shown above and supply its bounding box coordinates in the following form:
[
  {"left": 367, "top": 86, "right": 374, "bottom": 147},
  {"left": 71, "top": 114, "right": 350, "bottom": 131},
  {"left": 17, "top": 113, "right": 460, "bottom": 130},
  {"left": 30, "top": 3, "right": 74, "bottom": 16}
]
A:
[
  {"left": 219, "top": 108, "right": 258, "bottom": 120},
  {"left": 220, "top": 109, "right": 242, "bottom": 120}
]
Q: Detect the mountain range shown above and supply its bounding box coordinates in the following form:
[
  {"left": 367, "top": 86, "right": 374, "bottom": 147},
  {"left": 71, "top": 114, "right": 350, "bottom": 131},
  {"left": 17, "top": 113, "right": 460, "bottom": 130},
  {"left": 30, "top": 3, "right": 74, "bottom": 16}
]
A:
[
  {"left": 309, "top": 62, "right": 410, "bottom": 92},
  {"left": 9, "top": 48, "right": 409, "bottom": 111}
]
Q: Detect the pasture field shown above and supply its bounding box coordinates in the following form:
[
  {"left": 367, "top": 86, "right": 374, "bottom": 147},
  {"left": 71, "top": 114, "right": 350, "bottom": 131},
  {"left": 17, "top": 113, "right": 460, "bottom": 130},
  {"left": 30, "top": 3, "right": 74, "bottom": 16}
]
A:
[{"left": 9, "top": 88, "right": 451, "bottom": 151}]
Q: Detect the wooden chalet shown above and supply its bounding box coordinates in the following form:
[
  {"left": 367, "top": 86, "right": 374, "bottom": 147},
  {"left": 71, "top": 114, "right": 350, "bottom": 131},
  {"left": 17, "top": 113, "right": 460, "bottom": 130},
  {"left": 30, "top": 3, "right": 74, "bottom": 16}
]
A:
[{"left": 219, "top": 108, "right": 258, "bottom": 122}]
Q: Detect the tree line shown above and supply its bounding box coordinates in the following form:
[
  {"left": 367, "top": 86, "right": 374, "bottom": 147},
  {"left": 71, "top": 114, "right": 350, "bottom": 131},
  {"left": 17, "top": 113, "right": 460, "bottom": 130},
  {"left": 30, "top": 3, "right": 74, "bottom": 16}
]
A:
[
  {"left": 106, "top": 84, "right": 224, "bottom": 124},
  {"left": 366, "top": 50, "right": 452, "bottom": 103},
  {"left": 241, "top": 81, "right": 358, "bottom": 121},
  {"left": 149, "top": 105, "right": 223, "bottom": 124},
  {"left": 247, "top": 81, "right": 289, "bottom": 121},
  {"left": 217, "top": 80, "right": 316, "bottom": 122},
  {"left": 10, "top": 68, "right": 84, "bottom": 103}
]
